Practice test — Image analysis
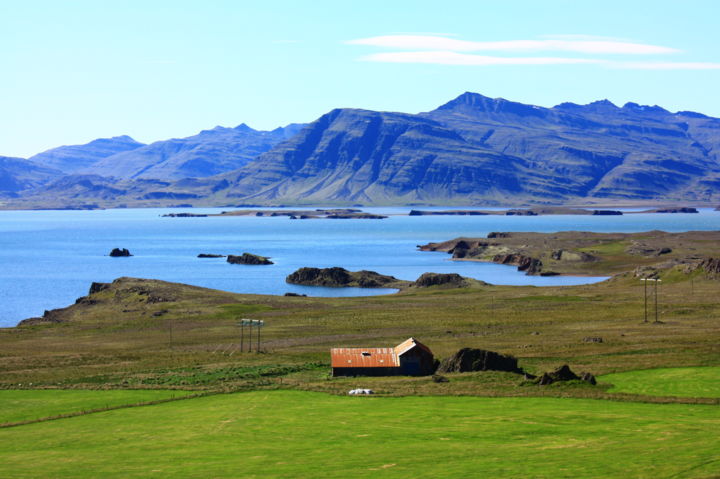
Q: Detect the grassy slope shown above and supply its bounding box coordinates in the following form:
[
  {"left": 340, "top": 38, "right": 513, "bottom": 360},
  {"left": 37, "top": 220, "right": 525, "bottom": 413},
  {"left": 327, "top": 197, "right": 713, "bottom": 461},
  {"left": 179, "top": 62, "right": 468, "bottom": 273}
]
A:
[
  {"left": 601, "top": 367, "right": 720, "bottom": 398},
  {"left": 1, "top": 270, "right": 719, "bottom": 399},
  {"left": 0, "top": 389, "right": 195, "bottom": 424},
  {"left": 1, "top": 390, "right": 719, "bottom": 479}
]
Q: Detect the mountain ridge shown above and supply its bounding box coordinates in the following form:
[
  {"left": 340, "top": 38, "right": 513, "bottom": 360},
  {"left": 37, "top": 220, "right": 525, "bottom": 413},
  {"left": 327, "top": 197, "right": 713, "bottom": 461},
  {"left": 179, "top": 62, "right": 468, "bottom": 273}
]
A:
[{"left": 3, "top": 92, "right": 719, "bottom": 208}]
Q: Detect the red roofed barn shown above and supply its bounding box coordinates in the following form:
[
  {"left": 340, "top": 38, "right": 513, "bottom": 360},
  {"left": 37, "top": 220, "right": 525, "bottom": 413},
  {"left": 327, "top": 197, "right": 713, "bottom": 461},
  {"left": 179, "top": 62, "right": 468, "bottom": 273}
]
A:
[{"left": 331, "top": 338, "right": 435, "bottom": 377}]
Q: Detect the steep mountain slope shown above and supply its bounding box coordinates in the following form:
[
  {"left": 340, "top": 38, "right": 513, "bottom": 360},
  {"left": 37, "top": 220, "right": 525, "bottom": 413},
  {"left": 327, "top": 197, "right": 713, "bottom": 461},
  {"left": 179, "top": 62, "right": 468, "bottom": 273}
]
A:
[
  {"left": 0, "top": 156, "right": 63, "bottom": 198},
  {"left": 29, "top": 135, "right": 145, "bottom": 173},
  {"left": 83, "top": 123, "right": 305, "bottom": 180},
  {"left": 218, "top": 108, "right": 526, "bottom": 204},
  {"left": 423, "top": 92, "right": 720, "bottom": 201}
]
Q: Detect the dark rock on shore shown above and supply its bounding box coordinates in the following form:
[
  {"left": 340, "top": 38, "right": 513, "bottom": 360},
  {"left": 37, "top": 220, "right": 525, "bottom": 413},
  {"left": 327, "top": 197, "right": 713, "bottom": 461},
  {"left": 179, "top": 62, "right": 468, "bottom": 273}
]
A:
[
  {"left": 325, "top": 213, "right": 387, "bottom": 219},
  {"left": 89, "top": 282, "right": 111, "bottom": 294},
  {"left": 408, "top": 210, "right": 488, "bottom": 216},
  {"left": 286, "top": 267, "right": 400, "bottom": 288},
  {"left": 162, "top": 213, "right": 208, "bottom": 217},
  {"left": 437, "top": 348, "right": 520, "bottom": 374},
  {"left": 413, "top": 273, "right": 469, "bottom": 288},
  {"left": 640, "top": 207, "right": 699, "bottom": 214},
  {"left": 505, "top": 209, "right": 537, "bottom": 216},
  {"left": 592, "top": 210, "right": 623, "bottom": 215},
  {"left": 109, "top": 248, "right": 132, "bottom": 257},
  {"left": 198, "top": 253, "right": 226, "bottom": 258},
  {"left": 493, "top": 254, "right": 543, "bottom": 275},
  {"left": 284, "top": 292, "right": 307, "bottom": 297},
  {"left": 487, "top": 232, "right": 510, "bottom": 238},
  {"left": 227, "top": 253, "right": 273, "bottom": 265}
]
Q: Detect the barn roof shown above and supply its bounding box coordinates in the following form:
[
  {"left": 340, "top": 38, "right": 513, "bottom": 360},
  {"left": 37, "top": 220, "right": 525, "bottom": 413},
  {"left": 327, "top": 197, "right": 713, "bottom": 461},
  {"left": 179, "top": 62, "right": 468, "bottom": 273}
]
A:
[
  {"left": 394, "top": 337, "right": 432, "bottom": 357},
  {"left": 331, "top": 348, "right": 398, "bottom": 368},
  {"left": 331, "top": 338, "right": 434, "bottom": 369}
]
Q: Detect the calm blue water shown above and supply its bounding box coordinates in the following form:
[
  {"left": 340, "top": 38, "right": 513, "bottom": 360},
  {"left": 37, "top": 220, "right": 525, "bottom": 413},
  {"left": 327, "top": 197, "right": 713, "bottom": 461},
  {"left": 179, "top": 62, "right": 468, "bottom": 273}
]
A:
[{"left": 1, "top": 207, "right": 719, "bottom": 327}]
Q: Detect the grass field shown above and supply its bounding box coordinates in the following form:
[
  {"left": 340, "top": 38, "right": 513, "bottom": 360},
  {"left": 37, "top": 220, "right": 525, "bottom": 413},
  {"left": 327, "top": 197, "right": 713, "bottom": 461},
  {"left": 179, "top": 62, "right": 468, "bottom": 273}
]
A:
[
  {"left": 1, "top": 390, "right": 718, "bottom": 478},
  {"left": 601, "top": 367, "right": 720, "bottom": 398},
  {"left": 1, "top": 250, "right": 719, "bottom": 477},
  {"left": 0, "top": 389, "right": 195, "bottom": 425}
]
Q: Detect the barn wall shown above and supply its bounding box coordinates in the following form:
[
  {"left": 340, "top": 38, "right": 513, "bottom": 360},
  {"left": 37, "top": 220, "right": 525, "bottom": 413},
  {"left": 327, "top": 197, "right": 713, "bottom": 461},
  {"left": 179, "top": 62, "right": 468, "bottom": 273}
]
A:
[
  {"left": 332, "top": 367, "right": 401, "bottom": 377},
  {"left": 399, "top": 348, "right": 435, "bottom": 376}
]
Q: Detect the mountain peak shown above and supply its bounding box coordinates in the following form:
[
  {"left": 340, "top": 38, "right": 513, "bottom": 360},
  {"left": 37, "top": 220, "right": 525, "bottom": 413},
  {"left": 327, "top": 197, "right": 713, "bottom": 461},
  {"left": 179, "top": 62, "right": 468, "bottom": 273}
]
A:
[
  {"left": 434, "top": 91, "right": 548, "bottom": 119},
  {"left": 622, "top": 102, "right": 670, "bottom": 114},
  {"left": 234, "top": 123, "right": 256, "bottom": 132},
  {"left": 588, "top": 99, "right": 618, "bottom": 109}
]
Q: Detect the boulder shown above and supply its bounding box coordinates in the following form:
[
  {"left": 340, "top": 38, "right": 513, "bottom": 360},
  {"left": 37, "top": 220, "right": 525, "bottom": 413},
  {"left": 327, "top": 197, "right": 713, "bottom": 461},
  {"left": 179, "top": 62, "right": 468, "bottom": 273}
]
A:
[
  {"left": 284, "top": 292, "right": 307, "bottom": 297},
  {"left": 109, "top": 248, "right": 132, "bottom": 257},
  {"left": 437, "top": 348, "right": 519, "bottom": 373},
  {"left": 198, "top": 253, "right": 226, "bottom": 258},
  {"left": 227, "top": 253, "right": 273, "bottom": 265}
]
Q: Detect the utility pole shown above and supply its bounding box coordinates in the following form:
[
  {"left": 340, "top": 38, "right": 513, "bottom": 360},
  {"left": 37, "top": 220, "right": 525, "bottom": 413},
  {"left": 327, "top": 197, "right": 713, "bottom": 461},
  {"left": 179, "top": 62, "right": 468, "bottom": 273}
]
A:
[
  {"left": 238, "top": 319, "right": 264, "bottom": 353},
  {"left": 654, "top": 279, "right": 662, "bottom": 323},
  {"left": 240, "top": 320, "right": 245, "bottom": 353},
  {"left": 640, "top": 278, "right": 661, "bottom": 324}
]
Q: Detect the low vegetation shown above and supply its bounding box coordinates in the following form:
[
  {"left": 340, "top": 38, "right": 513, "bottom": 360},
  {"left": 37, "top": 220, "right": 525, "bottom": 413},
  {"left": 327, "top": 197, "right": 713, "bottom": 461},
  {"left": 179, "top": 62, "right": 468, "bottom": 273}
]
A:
[
  {"left": 1, "top": 391, "right": 719, "bottom": 478},
  {"left": 1, "top": 239, "right": 719, "bottom": 477}
]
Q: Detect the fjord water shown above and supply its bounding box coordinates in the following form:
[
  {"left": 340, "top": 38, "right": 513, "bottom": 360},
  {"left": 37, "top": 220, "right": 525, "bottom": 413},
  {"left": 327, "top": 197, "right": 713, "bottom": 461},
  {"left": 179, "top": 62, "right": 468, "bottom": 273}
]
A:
[{"left": 1, "top": 207, "right": 719, "bottom": 328}]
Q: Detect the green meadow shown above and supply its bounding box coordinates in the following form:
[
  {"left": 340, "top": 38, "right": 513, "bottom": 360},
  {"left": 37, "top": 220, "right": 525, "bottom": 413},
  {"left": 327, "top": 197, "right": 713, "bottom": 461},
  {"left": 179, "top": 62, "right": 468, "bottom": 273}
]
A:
[
  {"left": 602, "top": 367, "right": 720, "bottom": 398},
  {"left": 1, "top": 390, "right": 719, "bottom": 479},
  {"left": 0, "top": 389, "right": 195, "bottom": 425}
]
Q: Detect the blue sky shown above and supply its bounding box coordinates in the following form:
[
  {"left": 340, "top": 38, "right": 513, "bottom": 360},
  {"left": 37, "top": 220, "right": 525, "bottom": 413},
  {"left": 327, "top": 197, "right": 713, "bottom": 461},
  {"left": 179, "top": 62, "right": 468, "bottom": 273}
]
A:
[{"left": 2, "top": 0, "right": 720, "bottom": 158}]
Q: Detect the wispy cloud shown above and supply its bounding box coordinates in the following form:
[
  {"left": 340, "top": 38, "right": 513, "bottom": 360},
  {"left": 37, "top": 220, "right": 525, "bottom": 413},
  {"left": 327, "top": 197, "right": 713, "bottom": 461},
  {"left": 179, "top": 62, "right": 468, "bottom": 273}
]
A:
[
  {"left": 347, "top": 35, "right": 679, "bottom": 55},
  {"left": 361, "top": 51, "right": 602, "bottom": 66},
  {"left": 348, "top": 34, "right": 720, "bottom": 70},
  {"left": 612, "top": 61, "right": 720, "bottom": 70}
]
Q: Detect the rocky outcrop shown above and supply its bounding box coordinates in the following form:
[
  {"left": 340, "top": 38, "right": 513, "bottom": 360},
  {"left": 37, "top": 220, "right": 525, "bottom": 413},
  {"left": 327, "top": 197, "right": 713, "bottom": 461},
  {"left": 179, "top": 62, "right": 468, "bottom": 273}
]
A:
[
  {"left": 487, "top": 232, "right": 510, "bottom": 238},
  {"left": 437, "top": 348, "right": 520, "bottom": 374},
  {"left": 493, "top": 254, "right": 543, "bottom": 275},
  {"left": 198, "top": 253, "right": 225, "bottom": 258},
  {"left": 550, "top": 250, "right": 597, "bottom": 262},
  {"left": 592, "top": 210, "right": 623, "bottom": 215},
  {"left": 698, "top": 257, "right": 720, "bottom": 278},
  {"left": 626, "top": 243, "right": 673, "bottom": 257},
  {"left": 88, "top": 282, "right": 111, "bottom": 294},
  {"left": 109, "top": 248, "right": 132, "bottom": 257},
  {"left": 227, "top": 253, "right": 273, "bottom": 265},
  {"left": 505, "top": 209, "right": 537, "bottom": 216},
  {"left": 286, "top": 267, "right": 401, "bottom": 288},
  {"left": 641, "top": 207, "right": 699, "bottom": 214},
  {"left": 162, "top": 213, "right": 208, "bottom": 217},
  {"left": 533, "top": 365, "right": 596, "bottom": 386},
  {"left": 408, "top": 210, "right": 488, "bottom": 216},
  {"left": 413, "top": 273, "right": 469, "bottom": 288}
]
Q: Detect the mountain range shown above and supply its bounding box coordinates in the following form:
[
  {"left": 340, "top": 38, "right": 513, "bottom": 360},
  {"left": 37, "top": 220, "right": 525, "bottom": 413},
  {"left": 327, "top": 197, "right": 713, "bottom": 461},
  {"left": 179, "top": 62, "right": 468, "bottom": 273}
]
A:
[{"left": 3, "top": 92, "right": 719, "bottom": 208}]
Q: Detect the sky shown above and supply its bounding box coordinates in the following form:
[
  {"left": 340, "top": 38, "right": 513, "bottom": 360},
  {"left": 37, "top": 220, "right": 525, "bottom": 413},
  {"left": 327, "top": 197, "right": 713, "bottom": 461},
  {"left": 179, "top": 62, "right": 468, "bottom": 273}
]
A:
[{"left": 2, "top": 0, "right": 720, "bottom": 158}]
